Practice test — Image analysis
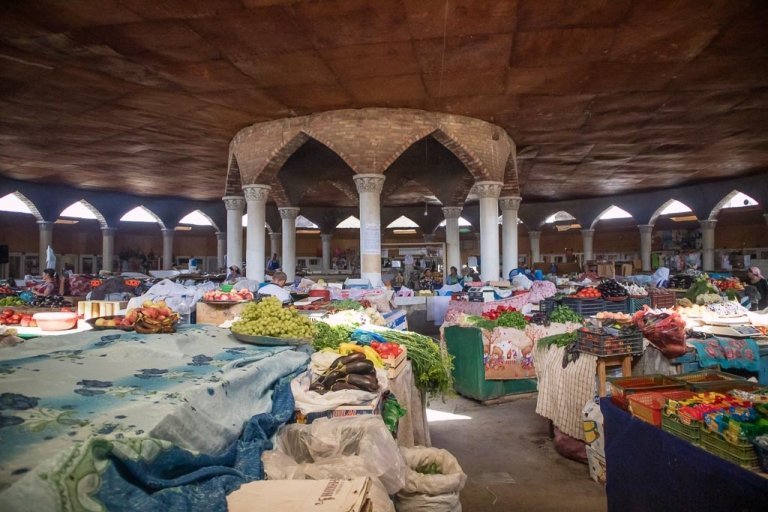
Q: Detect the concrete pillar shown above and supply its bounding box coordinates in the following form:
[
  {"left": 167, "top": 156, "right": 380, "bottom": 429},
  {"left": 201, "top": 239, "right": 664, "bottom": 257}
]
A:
[
  {"left": 638, "top": 224, "right": 653, "bottom": 272},
  {"left": 442, "top": 206, "right": 463, "bottom": 273},
  {"left": 215, "top": 231, "right": 226, "bottom": 270},
  {"left": 353, "top": 173, "right": 386, "bottom": 286},
  {"left": 499, "top": 196, "right": 522, "bottom": 277},
  {"left": 279, "top": 207, "right": 300, "bottom": 283},
  {"left": 223, "top": 195, "right": 245, "bottom": 269},
  {"left": 529, "top": 230, "right": 541, "bottom": 264},
  {"left": 269, "top": 232, "right": 281, "bottom": 260},
  {"left": 243, "top": 184, "right": 270, "bottom": 282},
  {"left": 38, "top": 221, "right": 54, "bottom": 271},
  {"left": 582, "top": 229, "right": 595, "bottom": 262},
  {"left": 475, "top": 181, "right": 503, "bottom": 282},
  {"left": 321, "top": 234, "right": 333, "bottom": 272},
  {"left": 101, "top": 227, "right": 116, "bottom": 273},
  {"left": 161, "top": 228, "right": 174, "bottom": 270},
  {"left": 700, "top": 220, "right": 717, "bottom": 272}
]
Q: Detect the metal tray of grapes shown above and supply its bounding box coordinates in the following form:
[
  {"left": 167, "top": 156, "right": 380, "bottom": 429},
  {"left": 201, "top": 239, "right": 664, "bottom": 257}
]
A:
[{"left": 231, "top": 331, "right": 310, "bottom": 346}]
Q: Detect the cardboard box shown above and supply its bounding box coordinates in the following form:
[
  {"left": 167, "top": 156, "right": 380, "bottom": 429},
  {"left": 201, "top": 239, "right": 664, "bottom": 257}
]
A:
[
  {"left": 294, "top": 394, "right": 382, "bottom": 424},
  {"left": 383, "top": 309, "right": 408, "bottom": 331},
  {"left": 227, "top": 477, "right": 372, "bottom": 512},
  {"left": 195, "top": 301, "right": 248, "bottom": 325}
]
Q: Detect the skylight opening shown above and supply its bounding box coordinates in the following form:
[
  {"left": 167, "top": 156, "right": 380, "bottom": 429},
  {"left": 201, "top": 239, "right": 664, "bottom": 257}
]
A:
[
  {"left": 597, "top": 206, "right": 632, "bottom": 220},
  {"left": 60, "top": 201, "right": 97, "bottom": 220},
  {"left": 439, "top": 216, "right": 472, "bottom": 227},
  {"left": 659, "top": 200, "right": 692, "bottom": 216},
  {"left": 120, "top": 206, "right": 160, "bottom": 223},
  {"left": 0, "top": 193, "right": 33, "bottom": 215},
  {"left": 180, "top": 210, "right": 213, "bottom": 226},
  {"left": 336, "top": 216, "right": 360, "bottom": 229},
  {"left": 296, "top": 215, "right": 319, "bottom": 229},
  {"left": 387, "top": 216, "right": 419, "bottom": 229},
  {"left": 723, "top": 192, "right": 758, "bottom": 209},
  {"left": 545, "top": 211, "right": 576, "bottom": 224}
]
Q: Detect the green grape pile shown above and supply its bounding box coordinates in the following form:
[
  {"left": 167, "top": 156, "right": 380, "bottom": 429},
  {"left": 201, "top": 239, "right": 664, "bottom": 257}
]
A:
[{"left": 231, "top": 297, "right": 316, "bottom": 339}]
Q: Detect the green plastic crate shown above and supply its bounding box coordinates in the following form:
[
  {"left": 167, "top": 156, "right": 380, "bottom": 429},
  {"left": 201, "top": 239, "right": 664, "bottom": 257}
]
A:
[
  {"left": 700, "top": 429, "right": 759, "bottom": 469},
  {"left": 662, "top": 414, "right": 701, "bottom": 445},
  {"left": 443, "top": 326, "right": 537, "bottom": 401}
]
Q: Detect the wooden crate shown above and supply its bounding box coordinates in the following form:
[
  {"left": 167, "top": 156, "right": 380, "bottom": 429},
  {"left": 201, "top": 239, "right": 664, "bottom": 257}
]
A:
[{"left": 195, "top": 302, "right": 248, "bottom": 325}]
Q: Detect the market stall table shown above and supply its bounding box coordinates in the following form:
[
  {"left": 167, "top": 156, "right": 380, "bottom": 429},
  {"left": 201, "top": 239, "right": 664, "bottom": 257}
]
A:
[{"left": 601, "top": 397, "right": 768, "bottom": 512}]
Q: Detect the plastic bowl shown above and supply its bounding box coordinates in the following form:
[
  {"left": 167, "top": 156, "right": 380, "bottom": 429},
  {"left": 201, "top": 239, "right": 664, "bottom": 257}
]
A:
[
  {"left": 220, "top": 284, "right": 234, "bottom": 293},
  {"left": 32, "top": 312, "right": 79, "bottom": 331}
]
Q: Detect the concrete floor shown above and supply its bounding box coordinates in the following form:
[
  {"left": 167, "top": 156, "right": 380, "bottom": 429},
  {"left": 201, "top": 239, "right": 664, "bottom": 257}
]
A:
[{"left": 427, "top": 394, "right": 607, "bottom": 512}]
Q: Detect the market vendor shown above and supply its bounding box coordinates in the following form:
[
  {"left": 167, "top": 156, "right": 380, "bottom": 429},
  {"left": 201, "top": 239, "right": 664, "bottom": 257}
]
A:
[
  {"left": 225, "top": 265, "right": 242, "bottom": 282},
  {"left": 445, "top": 266, "right": 461, "bottom": 285},
  {"left": 32, "top": 268, "right": 57, "bottom": 296},
  {"left": 258, "top": 271, "right": 290, "bottom": 302},
  {"left": 746, "top": 266, "right": 768, "bottom": 310},
  {"left": 420, "top": 269, "right": 435, "bottom": 291}
]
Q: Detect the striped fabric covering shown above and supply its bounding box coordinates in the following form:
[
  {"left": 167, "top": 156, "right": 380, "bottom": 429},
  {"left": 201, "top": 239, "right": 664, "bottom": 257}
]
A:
[{"left": 535, "top": 344, "right": 597, "bottom": 441}]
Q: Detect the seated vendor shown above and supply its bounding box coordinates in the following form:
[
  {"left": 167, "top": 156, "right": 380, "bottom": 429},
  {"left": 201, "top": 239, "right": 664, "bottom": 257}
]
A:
[
  {"left": 445, "top": 266, "right": 461, "bottom": 285},
  {"left": 270, "top": 271, "right": 287, "bottom": 288},
  {"left": 225, "top": 265, "right": 242, "bottom": 282},
  {"left": 258, "top": 271, "right": 291, "bottom": 302},
  {"left": 33, "top": 268, "right": 57, "bottom": 296}
]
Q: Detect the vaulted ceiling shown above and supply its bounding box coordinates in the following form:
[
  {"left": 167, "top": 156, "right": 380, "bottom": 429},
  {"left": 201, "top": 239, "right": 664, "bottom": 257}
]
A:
[{"left": 1, "top": 0, "right": 766, "bottom": 204}]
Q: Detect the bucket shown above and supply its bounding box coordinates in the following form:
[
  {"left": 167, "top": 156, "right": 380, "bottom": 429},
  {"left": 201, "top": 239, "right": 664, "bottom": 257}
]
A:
[{"left": 308, "top": 289, "right": 330, "bottom": 301}]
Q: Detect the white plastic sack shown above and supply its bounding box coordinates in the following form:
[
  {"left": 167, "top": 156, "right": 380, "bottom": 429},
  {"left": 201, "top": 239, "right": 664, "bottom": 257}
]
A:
[
  {"left": 395, "top": 492, "right": 461, "bottom": 512},
  {"left": 274, "top": 416, "right": 408, "bottom": 495},
  {"left": 399, "top": 447, "right": 467, "bottom": 495},
  {"left": 437, "top": 284, "right": 463, "bottom": 296},
  {"left": 511, "top": 274, "right": 533, "bottom": 290},
  {"left": 291, "top": 369, "right": 389, "bottom": 415},
  {"left": 127, "top": 279, "right": 200, "bottom": 313}
]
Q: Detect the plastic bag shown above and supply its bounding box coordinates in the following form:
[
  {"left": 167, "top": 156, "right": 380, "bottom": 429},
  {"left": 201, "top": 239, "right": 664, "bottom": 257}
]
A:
[
  {"left": 126, "top": 279, "right": 200, "bottom": 312},
  {"left": 395, "top": 446, "right": 466, "bottom": 512},
  {"left": 291, "top": 370, "right": 389, "bottom": 414},
  {"left": 273, "top": 416, "right": 408, "bottom": 495},
  {"left": 511, "top": 274, "right": 533, "bottom": 290},
  {"left": 395, "top": 492, "right": 461, "bottom": 512},
  {"left": 633, "top": 307, "right": 687, "bottom": 358}
]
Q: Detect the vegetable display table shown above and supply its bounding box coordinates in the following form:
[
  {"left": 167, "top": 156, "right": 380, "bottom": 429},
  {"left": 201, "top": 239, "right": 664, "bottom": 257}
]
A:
[{"left": 601, "top": 397, "right": 768, "bottom": 512}]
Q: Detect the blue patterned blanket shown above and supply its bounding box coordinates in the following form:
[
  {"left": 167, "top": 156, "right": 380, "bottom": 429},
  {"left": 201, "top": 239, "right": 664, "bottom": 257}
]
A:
[{"left": 0, "top": 325, "right": 309, "bottom": 511}]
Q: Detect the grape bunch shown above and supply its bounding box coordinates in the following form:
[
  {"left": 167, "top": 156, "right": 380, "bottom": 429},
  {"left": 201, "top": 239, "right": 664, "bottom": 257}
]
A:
[{"left": 232, "top": 296, "right": 316, "bottom": 339}]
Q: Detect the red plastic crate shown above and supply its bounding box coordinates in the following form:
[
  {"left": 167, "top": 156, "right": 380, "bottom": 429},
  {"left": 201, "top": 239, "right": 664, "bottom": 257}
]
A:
[
  {"left": 628, "top": 392, "right": 666, "bottom": 426},
  {"left": 609, "top": 374, "right": 686, "bottom": 409}
]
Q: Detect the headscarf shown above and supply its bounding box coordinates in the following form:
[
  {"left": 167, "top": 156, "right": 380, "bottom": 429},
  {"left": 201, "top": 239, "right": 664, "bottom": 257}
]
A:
[{"left": 749, "top": 266, "right": 764, "bottom": 280}]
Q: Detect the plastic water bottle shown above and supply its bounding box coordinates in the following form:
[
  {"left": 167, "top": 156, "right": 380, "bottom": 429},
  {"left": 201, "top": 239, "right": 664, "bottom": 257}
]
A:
[{"left": 178, "top": 295, "right": 191, "bottom": 325}]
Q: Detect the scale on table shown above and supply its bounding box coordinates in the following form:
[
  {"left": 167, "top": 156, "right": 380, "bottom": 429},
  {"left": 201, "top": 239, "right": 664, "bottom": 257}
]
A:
[
  {"left": 692, "top": 324, "right": 763, "bottom": 338},
  {"left": 467, "top": 286, "right": 495, "bottom": 302}
]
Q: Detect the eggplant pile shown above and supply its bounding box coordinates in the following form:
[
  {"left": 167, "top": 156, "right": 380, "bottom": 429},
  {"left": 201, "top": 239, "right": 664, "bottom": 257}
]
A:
[
  {"left": 596, "top": 279, "right": 628, "bottom": 299},
  {"left": 309, "top": 352, "right": 379, "bottom": 394}
]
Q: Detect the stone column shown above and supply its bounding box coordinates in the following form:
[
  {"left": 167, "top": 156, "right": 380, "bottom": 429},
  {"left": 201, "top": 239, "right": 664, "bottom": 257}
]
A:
[
  {"left": 101, "top": 227, "right": 116, "bottom": 273},
  {"left": 161, "top": 228, "right": 174, "bottom": 270},
  {"left": 499, "top": 196, "right": 522, "bottom": 277},
  {"left": 475, "top": 181, "right": 503, "bottom": 282},
  {"left": 223, "top": 196, "right": 245, "bottom": 269},
  {"left": 638, "top": 224, "right": 653, "bottom": 272},
  {"left": 442, "top": 206, "right": 462, "bottom": 273},
  {"left": 243, "top": 184, "right": 271, "bottom": 282},
  {"left": 215, "top": 231, "right": 226, "bottom": 270},
  {"left": 321, "top": 234, "right": 333, "bottom": 272},
  {"left": 38, "top": 221, "right": 54, "bottom": 272},
  {"left": 582, "top": 229, "right": 595, "bottom": 262},
  {"left": 353, "top": 173, "right": 386, "bottom": 286},
  {"left": 700, "top": 220, "right": 717, "bottom": 272},
  {"left": 279, "top": 207, "right": 300, "bottom": 283},
  {"left": 269, "top": 232, "right": 281, "bottom": 260},
  {"left": 529, "top": 230, "right": 541, "bottom": 264}
]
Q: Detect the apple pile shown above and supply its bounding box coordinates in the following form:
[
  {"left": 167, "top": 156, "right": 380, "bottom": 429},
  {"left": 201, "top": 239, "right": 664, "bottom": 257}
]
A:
[
  {"left": 0, "top": 309, "right": 37, "bottom": 327},
  {"left": 129, "top": 300, "right": 180, "bottom": 334},
  {"left": 94, "top": 316, "right": 132, "bottom": 328},
  {"left": 203, "top": 288, "right": 254, "bottom": 302}
]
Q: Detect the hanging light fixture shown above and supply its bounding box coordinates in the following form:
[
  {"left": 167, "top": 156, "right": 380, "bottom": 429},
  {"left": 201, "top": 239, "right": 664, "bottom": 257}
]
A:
[{"left": 424, "top": 199, "right": 429, "bottom": 216}]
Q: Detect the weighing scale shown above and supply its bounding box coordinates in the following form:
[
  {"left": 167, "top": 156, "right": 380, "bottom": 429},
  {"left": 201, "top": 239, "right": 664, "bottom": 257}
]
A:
[{"left": 467, "top": 286, "right": 495, "bottom": 302}]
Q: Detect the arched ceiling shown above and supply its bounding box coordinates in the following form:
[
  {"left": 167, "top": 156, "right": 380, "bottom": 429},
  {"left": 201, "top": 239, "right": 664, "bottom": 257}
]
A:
[{"left": 0, "top": 1, "right": 766, "bottom": 204}]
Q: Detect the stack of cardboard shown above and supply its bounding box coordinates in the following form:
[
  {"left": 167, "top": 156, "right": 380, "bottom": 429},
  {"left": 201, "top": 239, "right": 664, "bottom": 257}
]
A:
[{"left": 227, "top": 477, "right": 373, "bottom": 512}]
